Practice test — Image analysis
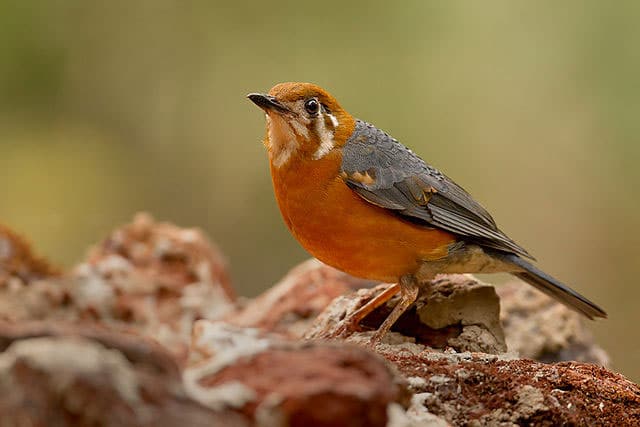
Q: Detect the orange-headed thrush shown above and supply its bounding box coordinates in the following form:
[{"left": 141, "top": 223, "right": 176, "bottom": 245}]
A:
[{"left": 248, "top": 82, "right": 606, "bottom": 342}]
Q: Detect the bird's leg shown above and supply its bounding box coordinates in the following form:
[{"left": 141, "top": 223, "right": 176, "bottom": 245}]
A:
[
  {"left": 343, "top": 282, "right": 401, "bottom": 332},
  {"left": 370, "top": 274, "right": 419, "bottom": 344}
]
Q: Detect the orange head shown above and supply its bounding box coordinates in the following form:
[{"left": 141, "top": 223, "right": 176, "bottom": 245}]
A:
[{"left": 248, "top": 82, "right": 356, "bottom": 167}]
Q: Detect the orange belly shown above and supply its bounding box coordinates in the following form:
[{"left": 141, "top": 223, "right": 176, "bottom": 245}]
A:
[{"left": 271, "top": 152, "right": 456, "bottom": 282}]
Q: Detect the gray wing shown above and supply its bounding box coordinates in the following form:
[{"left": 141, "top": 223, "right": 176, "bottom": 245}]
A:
[{"left": 341, "top": 120, "right": 533, "bottom": 259}]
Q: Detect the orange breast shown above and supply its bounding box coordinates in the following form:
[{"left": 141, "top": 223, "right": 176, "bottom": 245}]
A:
[{"left": 271, "top": 152, "right": 456, "bottom": 282}]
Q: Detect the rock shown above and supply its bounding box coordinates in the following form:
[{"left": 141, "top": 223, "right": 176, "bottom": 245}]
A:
[
  {"left": 389, "top": 349, "right": 640, "bottom": 426},
  {"left": 225, "top": 258, "right": 374, "bottom": 337},
  {"left": 0, "top": 224, "right": 67, "bottom": 324},
  {"left": 497, "top": 281, "right": 609, "bottom": 366},
  {"left": 304, "top": 271, "right": 611, "bottom": 366},
  {"left": 296, "top": 269, "right": 640, "bottom": 425},
  {"left": 0, "top": 224, "right": 635, "bottom": 426},
  {"left": 387, "top": 402, "right": 451, "bottom": 427},
  {"left": 79, "top": 211, "right": 235, "bottom": 301},
  {"left": 0, "top": 321, "right": 249, "bottom": 427},
  {"left": 0, "top": 214, "right": 237, "bottom": 364},
  {"left": 0, "top": 223, "right": 60, "bottom": 286},
  {"left": 306, "top": 274, "right": 507, "bottom": 355},
  {"left": 0, "top": 321, "right": 179, "bottom": 377},
  {"left": 185, "top": 320, "right": 408, "bottom": 427}
]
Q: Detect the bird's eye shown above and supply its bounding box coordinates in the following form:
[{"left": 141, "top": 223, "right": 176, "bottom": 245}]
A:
[{"left": 304, "top": 98, "right": 320, "bottom": 115}]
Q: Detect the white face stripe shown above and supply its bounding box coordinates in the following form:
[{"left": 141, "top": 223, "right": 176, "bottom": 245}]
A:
[
  {"left": 327, "top": 113, "right": 339, "bottom": 128},
  {"left": 312, "top": 114, "right": 336, "bottom": 160},
  {"left": 266, "top": 102, "right": 339, "bottom": 166}
]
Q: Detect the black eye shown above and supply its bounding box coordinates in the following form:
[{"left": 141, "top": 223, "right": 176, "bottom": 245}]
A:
[{"left": 304, "top": 98, "right": 320, "bottom": 115}]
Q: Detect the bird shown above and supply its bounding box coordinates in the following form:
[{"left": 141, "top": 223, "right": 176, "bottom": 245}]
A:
[{"left": 247, "top": 82, "right": 606, "bottom": 343}]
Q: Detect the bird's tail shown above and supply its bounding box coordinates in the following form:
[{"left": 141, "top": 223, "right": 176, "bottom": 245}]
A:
[{"left": 495, "top": 252, "right": 607, "bottom": 320}]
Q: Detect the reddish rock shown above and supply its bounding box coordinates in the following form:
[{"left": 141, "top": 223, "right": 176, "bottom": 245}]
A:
[
  {"left": 497, "top": 282, "right": 609, "bottom": 366},
  {"left": 0, "top": 224, "right": 60, "bottom": 285},
  {"left": 299, "top": 271, "right": 635, "bottom": 425},
  {"left": 305, "top": 272, "right": 611, "bottom": 366},
  {"left": 382, "top": 348, "right": 640, "bottom": 426},
  {"left": 185, "top": 321, "right": 407, "bottom": 427},
  {"left": 0, "top": 321, "right": 179, "bottom": 377},
  {"left": 306, "top": 275, "right": 507, "bottom": 354},
  {"left": 0, "top": 321, "right": 249, "bottom": 427},
  {"left": 225, "top": 259, "right": 375, "bottom": 336},
  {"left": 82, "top": 211, "right": 235, "bottom": 301},
  {"left": 0, "top": 213, "right": 237, "bottom": 364},
  {"left": 70, "top": 213, "right": 237, "bottom": 362},
  {"left": 0, "top": 221, "right": 635, "bottom": 426}
]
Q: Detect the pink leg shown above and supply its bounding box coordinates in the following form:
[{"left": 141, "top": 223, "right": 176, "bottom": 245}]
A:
[
  {"left": 370, "top": 274, "right": 419, "bottom": 344},
  {"left": 345, "top": 282, "right": 401, "bottom": 330}
]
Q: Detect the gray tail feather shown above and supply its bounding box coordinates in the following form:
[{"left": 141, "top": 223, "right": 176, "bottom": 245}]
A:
[{"left": 497, "top": 252, "right": 607, "bottom": 320}]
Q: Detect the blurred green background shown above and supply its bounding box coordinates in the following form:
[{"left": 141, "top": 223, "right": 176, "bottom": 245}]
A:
[{"left": 1, "top": 1, "right": 638, "bottom": 381}]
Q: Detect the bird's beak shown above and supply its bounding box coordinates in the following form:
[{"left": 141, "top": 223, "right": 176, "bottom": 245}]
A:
[{"left": 247, "top": 93, "right": 290, "bottom": 114}]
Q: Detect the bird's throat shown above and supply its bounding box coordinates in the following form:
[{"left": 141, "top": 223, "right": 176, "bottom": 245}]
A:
[{"left": 266, "top": 115, "right": 300, "bottom": 168}]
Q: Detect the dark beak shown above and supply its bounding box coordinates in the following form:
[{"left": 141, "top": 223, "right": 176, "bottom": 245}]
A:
[{"left": 247, "top": 93, "right": 290, "bottom": 113}]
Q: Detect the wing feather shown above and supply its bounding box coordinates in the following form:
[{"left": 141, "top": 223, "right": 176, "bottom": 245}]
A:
[{"left": 341, "top": 120, "right": 533, "bottom": 260}]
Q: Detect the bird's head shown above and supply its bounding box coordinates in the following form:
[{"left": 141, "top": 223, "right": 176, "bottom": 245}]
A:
[{"left": 248, "top": 82, "right": 355, "bottom": 168}]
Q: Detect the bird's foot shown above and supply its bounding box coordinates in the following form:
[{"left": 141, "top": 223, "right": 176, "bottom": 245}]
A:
[
  {"left": 332, "top": 316, "right": 365, "bottom": 338},
  {"left": 366, "top": 275, "right": 419, "bottom": 346},
  {"left": 328, "top": 283, "right": 401, "bottom": 339},
  {"left": 331, "top": 276, "right": 420, "bottom": 348}
]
